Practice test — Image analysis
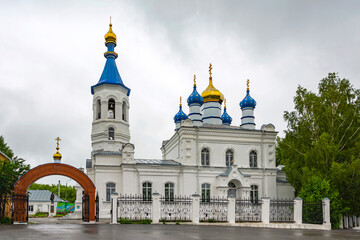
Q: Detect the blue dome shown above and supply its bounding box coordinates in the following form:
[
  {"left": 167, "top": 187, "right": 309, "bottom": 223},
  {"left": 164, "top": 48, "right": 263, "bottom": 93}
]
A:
[
  {"left": 240, "top": 90, "right": 256, "bottom": 109},
  {"left": 221, "top": 107, "right": 232, "bottom": 125},
  {"left": 174, "top": 105, "right": 188, "bottom": 123},
  {"left": 187, "top": 85, "right": 203, "bottom": 105}
]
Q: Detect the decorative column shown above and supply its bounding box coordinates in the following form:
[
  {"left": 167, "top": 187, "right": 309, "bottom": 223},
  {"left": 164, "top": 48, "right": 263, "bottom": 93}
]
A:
[
  {"left": 191, "top": 194, "right": 200, "bottom": 224},
  {"left": 110, "top": 192, "right": 118, "bottom": 224},
  {"left": 261, "top": 197, "right": 270, "bottom": 224},
  {"left": 294, "top": 197, "right": 303, "bottom": 224},
  {"left": 322, "top": 198, "right": 331, "bottom": 229},
  {"left": 227, "top": 195, "right": 236, "bottom": 224},
  {"left": 152, "top": 192, "right": 160, "bottom": 224}
]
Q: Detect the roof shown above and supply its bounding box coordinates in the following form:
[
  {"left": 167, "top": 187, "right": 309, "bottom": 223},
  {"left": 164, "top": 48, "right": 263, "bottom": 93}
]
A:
[
  {"left": 135, "top": 159, "right": 181, "bottom": 166},
  {"left": 28, "top": 190, "right": 64, "bottom": 202},
  {"left": 0, "top": 150, "right": 12, "bottom": 161}
]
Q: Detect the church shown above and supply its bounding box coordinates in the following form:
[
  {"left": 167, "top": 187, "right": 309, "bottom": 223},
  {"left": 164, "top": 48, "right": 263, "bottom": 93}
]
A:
[{"left": 85, "top": 22, "right": 294, "bottom": 218}]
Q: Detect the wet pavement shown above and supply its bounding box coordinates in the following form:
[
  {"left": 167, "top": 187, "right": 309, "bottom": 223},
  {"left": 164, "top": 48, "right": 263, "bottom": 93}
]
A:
[{"left": 0, "top": 223, "right": 359, "bottom": 240}]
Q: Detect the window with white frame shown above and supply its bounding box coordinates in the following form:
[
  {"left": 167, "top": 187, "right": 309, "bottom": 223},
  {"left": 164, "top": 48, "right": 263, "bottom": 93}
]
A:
[
  {"left": 201, "top": 148, "right": 210, "bottom": 166},
  {"left": 249, "top": 150, "right": 257, "bottom": 167},
  {"left": 142, "top": 182, "right": 152, "bottom": 201},
  {"left": 106, "top": 182, "right": 116, "bottom": 201},
  {"left": 250, "top": 185, "right": 258, "bottom": 203},
  {"left": 201, "top": 183, "right": 211, "bottom": 202},
  {"left": 28, "top": 205, "right": 34, "bottom": 212},
  {"left": 164, "top": 182, "right": 174, "bottom": 201},
  {"left": 226, "top": 149, "right": 234, "bottom": 167}
]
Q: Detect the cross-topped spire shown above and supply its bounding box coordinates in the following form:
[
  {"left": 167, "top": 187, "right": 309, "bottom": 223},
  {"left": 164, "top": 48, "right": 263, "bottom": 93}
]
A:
[
  {"left": 209, "top": 63, "right": 213, "bottom": 78},
  {"left": 53, "top": 137, "right": 62, "bottom": 162},
  {"left": 55, "top": 137, "right": 61, "bottom": 149},
  {"left": 194, "top": 74, "right": 196, "bottom": 86},
  {"left": 224, "top": 99, "right": 227, "bottom": 108},
  {"left": 247, "top": 79, "right": 250, "bottom": 90},
  {"left": 180, "top": 96, "right": 182, "bottom": 106}
]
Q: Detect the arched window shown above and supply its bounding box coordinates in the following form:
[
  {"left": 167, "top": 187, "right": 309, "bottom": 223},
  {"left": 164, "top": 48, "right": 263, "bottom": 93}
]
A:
[
  {"left": 164, "top": 182, "right": 174, "bottom": 201},
  {"left": 201, "top": 183, "right": 211, "bottom": 202},
  {"left": 142, "top": 182, "right": 152, "bottom": 201},
  {"left": 228, "top": 182, "right": 236, "bottom": 198},
  {"left": 249, "top": 150, "right": 257, "bottom": 168},
  {"left": 108, "top": 127, "right": 115, "bottom": 140},
  {"left": 106, "top": 182, "right": 116, "bottom": 201},
  {"left": 226, "top": 149, "right": 234, "bottom": 167},
  {"left": 250, "top": 185, "right": 258, "bottom": 203},
  {"left": 201, "top": 148, "right": 210, "bottom": 166},
  {"left": 96, "top": 99, "right": 101, "bottom": 119},
  {"left": 108, "top": 99, "right": 115, "bottom": 119},
  {"left": 122, "top": 101, "right": 127, "bottom": 121}
]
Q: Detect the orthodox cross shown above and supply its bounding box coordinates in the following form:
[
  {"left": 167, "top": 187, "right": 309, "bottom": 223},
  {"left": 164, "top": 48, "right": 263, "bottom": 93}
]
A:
[
  {"left": 180, "top": 96, "right": 182, "bottom": 106},
  {"left": 224, "top": 99, "right": 227, "bottom": 108},
  {"left": 247, "top": 79, "right": 250, "bottom": 90},
  {"left": 194, "top": 74, "right": 196, "bottom": 85},
  {"left": 209, "top": 63, "right": 213, "bottom": 78},
  {"left": 55, "top": 137, "right": 61, "bottom": 148}
]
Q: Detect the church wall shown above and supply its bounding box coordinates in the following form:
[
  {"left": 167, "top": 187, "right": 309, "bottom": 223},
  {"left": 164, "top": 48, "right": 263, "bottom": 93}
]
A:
[{"left": 277, "top": 183, "right": 295, "bottom": 199}]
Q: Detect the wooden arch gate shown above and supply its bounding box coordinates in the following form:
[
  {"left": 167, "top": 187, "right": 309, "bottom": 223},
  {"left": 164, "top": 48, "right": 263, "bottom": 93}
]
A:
[{"left": 13, "top": 163, "right": 96, "bottom": 223}]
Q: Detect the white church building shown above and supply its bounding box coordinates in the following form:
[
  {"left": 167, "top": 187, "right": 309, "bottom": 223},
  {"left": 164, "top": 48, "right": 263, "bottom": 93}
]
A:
[{"left": 85, "top": 23, "right": 294, "bottom": 218}]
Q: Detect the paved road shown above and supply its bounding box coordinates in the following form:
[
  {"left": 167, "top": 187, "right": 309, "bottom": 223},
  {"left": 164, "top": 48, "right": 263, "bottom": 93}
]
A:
[{"left": 0, "top": 224, "right": 359, "bottom": 240}]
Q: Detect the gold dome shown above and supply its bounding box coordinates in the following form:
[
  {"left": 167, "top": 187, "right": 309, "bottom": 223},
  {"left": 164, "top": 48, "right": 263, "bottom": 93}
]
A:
[
  {"left": 201, "top": 63, "right": 224, "bottom": 103},
  {"left": 105, "top": 23, "right": 116, "bottom": 44},
  {"left": 53, "top": 137, "right": 62, "bottom": 161}
]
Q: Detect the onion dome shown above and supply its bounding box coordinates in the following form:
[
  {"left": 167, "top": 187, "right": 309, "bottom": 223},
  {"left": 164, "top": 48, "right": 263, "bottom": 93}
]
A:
[
  {"left": 105, "top": 23, "right": 116, "bottom": 45},
  {"left": 221, "top": 99, "right": 232, "bottom": 125},
  {"left": 201, "top": 63, "right": 224, "bottom": 103},
  {"left": 174, "top": 97, "right": 188, "bottom": 123},
  {"left": 53, "top": 137, "right": 62, "bottom": 161},
  {"left": 187, "top": 75, "right": 203, "bottom": 105},
  {"left": 240, "top": 79, "right": 256, "bottom": 109}
]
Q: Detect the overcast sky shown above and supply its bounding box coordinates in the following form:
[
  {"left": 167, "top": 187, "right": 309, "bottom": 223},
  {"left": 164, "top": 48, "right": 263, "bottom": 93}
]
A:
[{"left": 0, "top": 0, "right": 359, "bottom": 186}]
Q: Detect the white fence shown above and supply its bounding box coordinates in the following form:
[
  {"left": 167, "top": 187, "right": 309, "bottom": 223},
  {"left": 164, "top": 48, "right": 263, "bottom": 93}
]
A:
[{"left": 110, "top": 193, "right": 331, "bottom": 230}]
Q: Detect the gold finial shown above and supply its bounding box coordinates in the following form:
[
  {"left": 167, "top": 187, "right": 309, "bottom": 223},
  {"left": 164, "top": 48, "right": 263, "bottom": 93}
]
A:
[
  {"left": 194, "top": 75, "right": 196, "bottom": 86},
  {"left": 247, "top": 79, "right": 250, "bottom": 90},
  {"left": 105, "top": 19, "right": 117, "bottom": 44},
  {"left": 224, "top": 99, "right": 227, "bottom": 108},
  {"left": 53, "top": 137, "right": 62, "bottom": 161},
  {"left": 209, "top": 63, "right": 213, "bottom": 78},
  {"left": 180, "top": 96, "right": 182, "bottom": 106},
  {"left": 110, "top": 16, "right": 112, "bottom": 24}
]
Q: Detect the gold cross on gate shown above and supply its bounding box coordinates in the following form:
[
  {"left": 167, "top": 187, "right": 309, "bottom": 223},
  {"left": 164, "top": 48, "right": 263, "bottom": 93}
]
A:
[
  {"left": 209, "top": 63, "right": 213, "bottom": 78},
  {"left": 55, "top": 137, "right": 61, "bottom": 148}
]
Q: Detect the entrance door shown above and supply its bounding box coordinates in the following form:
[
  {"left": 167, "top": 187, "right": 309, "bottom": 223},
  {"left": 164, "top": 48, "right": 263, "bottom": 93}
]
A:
[
  {"left": 82, "top": 193, "right": 89, "bottom": 222},
  {"left": 95, "top": 192, "right": 99, "bottom": 222},
  {"left": 228, "top": 182, "right": 237, "bottom": 198},
  {"left": 12, "top": 195, "right": 28, "bottom": 223}
]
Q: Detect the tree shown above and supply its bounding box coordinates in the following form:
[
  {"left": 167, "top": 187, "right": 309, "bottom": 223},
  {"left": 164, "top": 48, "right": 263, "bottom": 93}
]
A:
[
  {"left": 0, "top": 136, "right": 30, "bottom": 219},
  {"left": 277, "top": 73, "right": 360, "bottom": 227}
]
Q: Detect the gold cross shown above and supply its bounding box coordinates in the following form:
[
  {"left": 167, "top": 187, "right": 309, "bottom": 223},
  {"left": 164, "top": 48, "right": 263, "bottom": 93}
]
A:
[
  {"left": 194, "top": 74, "right": 196, "bottom": 85},
  {"left": 180, "top": 96, "right": 182, "bottom": 106},
  {"left": 247, "top": 79, "right": 250, "bottom": 90},
  {"left": 110, "top": 16, "right": 112, "bottom": 24},
  {"left": 55, "top": 137, "right": 61, "bottom": 148},
  {"left": 224, "top": 99, "right": 227, "bottom": 108},
  {"left": 209, "top": 63, "right": 213, "bottom": 78}
]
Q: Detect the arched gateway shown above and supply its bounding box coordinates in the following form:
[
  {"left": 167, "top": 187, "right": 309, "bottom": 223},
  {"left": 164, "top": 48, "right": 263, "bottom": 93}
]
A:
[{"left": 13, "top": 163, "right": 96, "bottom": 223}]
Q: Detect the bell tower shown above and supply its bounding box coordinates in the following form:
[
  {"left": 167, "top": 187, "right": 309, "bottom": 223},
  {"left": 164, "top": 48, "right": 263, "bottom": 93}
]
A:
[{"left": 90, "top": 22, "right": 131, "bottom": 153}]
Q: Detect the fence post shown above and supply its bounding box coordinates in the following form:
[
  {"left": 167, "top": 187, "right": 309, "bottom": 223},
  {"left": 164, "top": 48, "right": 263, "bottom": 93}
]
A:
[
  {"left": 191, "top": 194, "right": 200, "bottom": 224},
  {"left": 294, "top": 197, "right": 303, "bottom": 224},
  {"left": 152, "top": 192, "right": 160, "bottom": 224},
  {"left": 261, "top": 197, "right": 270, "bottom": 224},
  {"left": 227, "top": 196, "right": 235, "bottom": 224},
  {"left": 110, "top": 192, "right": 118, "bottom": 224},
  {"left": 322, "top": 198, "right": 331, "bottom": 228}
]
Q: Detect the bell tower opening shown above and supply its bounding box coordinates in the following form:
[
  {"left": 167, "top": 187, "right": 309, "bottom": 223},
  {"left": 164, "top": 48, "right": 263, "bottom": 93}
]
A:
[{"left": 108, "top": 99, "right": 115, "bottom": 119}]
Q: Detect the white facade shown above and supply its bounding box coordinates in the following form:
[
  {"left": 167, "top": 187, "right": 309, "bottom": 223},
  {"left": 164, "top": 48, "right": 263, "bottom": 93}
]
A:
[{"left": 86, "top": 26, "right": 295, "bottom": 219}]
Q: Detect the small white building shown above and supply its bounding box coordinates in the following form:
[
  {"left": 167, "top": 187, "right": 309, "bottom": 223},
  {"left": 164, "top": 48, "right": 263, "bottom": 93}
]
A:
[
  {"left": 85, "top": 23, "right": 295, "bottom": 218},
  {"left": 28, "top": 190, "right": 64, "bottom": 216}
]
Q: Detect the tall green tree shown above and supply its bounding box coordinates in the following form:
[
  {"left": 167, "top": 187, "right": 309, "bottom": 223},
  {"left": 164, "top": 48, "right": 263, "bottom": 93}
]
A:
[
  {"left": 0, "top": 136, "right": 30, "bottom": 218},
  {"left": 277, "top": 73, "right": 360, "bottom": 227}
]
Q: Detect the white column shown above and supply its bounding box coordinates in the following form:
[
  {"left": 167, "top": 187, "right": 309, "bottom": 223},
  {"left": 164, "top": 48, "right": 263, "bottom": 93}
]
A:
[
  {"left": 294, "top": 197, "right": 303, "bottom": 224},
  {"left": 261, "top": 197, "right": 270, "bottom": 224},
  {"left": 322, "top": 198, "right": 331, "bottom": 228},
  {"left": 227, "top": 196, "right": 236, "bottom": 224},
  {"left": 191, "top": 194, "right": 200, "bottom": 224},
  {"left": 111, "top": 192, "right": 118, "bottom": 224},
  {"left": 152, "top": 192, "right": 160, "bottom": 224}
]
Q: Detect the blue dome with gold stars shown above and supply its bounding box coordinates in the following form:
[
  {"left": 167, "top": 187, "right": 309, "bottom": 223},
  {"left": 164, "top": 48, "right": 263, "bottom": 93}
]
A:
[
  {"left": 174, "top": 98, "right": 188, "bottom": 123},
  {"left": 221, "top": 100, "right": 232, "bottom": 125},
  {"left": 240, "top": 89, "right": 256, "bottom": 109},
  {"left": 187, "top": 75, "right": 203, "bottom": 105}
]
